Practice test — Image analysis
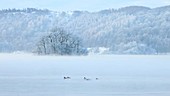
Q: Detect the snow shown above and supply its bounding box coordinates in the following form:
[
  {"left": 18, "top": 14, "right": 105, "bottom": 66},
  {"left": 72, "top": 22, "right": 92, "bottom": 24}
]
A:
[
  {"left": 0, "top": 53, "right": 170, "bottom": 96},
  {"left": 1, "top": 6, "right": 170, "bottom": 54},
  {"left": 87, "top": 47, "right": 110, "bottom": 55}
]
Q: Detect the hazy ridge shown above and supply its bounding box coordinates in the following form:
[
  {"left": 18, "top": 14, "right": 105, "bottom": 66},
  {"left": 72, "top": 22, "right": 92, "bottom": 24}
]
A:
[{"left": 0, "top": 6, "right": 170, "bottom": 54}]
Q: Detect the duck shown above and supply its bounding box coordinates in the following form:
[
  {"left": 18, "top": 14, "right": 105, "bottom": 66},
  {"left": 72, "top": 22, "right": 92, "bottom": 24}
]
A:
[
  {"left": 84, "top": 77, "right": 90, "bottom": 80},
  {"left": 67, "top": 77, "right": 71, "bottom": 79},
  {"left": 64, "top": 77, "right": 67, "bottom": 79},
  {"left": 64, "top": 76, "right": 71, "bottom": 79}
]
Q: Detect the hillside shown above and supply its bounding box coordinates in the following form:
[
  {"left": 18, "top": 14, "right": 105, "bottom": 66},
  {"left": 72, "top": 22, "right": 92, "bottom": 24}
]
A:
[{"left": 0, "top": 6, "right": 170, "bottom": 54}]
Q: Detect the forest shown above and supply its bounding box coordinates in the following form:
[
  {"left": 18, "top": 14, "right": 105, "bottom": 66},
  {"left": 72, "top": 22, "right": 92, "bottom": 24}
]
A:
[{"left": 0, "top": 6, "right": 170, "bottom": 54}]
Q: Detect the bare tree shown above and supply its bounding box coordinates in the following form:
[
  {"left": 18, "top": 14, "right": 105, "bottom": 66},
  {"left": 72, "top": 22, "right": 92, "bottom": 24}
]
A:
[{"left": 36, "top": 28, "right": 88, "bottom": 55}]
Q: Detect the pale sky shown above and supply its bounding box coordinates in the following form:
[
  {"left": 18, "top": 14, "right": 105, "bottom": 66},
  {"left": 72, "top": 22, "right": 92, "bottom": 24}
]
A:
[{"left": 1, "top": 0, "right": 170, "bottom": 11}]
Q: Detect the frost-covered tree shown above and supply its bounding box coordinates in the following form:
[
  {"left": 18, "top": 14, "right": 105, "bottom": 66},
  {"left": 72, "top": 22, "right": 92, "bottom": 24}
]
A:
[{"left": 36, "top": 28, "right": 88, "bottom": 55}]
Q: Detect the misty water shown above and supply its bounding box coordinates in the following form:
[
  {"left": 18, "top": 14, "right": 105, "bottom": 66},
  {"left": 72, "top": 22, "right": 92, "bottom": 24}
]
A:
[
  {"left": 0, "top": 54, "right": 170, "bottom": 96},
  {"left": 1, "top": 76, "right": 170, "bottom": 96}
]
